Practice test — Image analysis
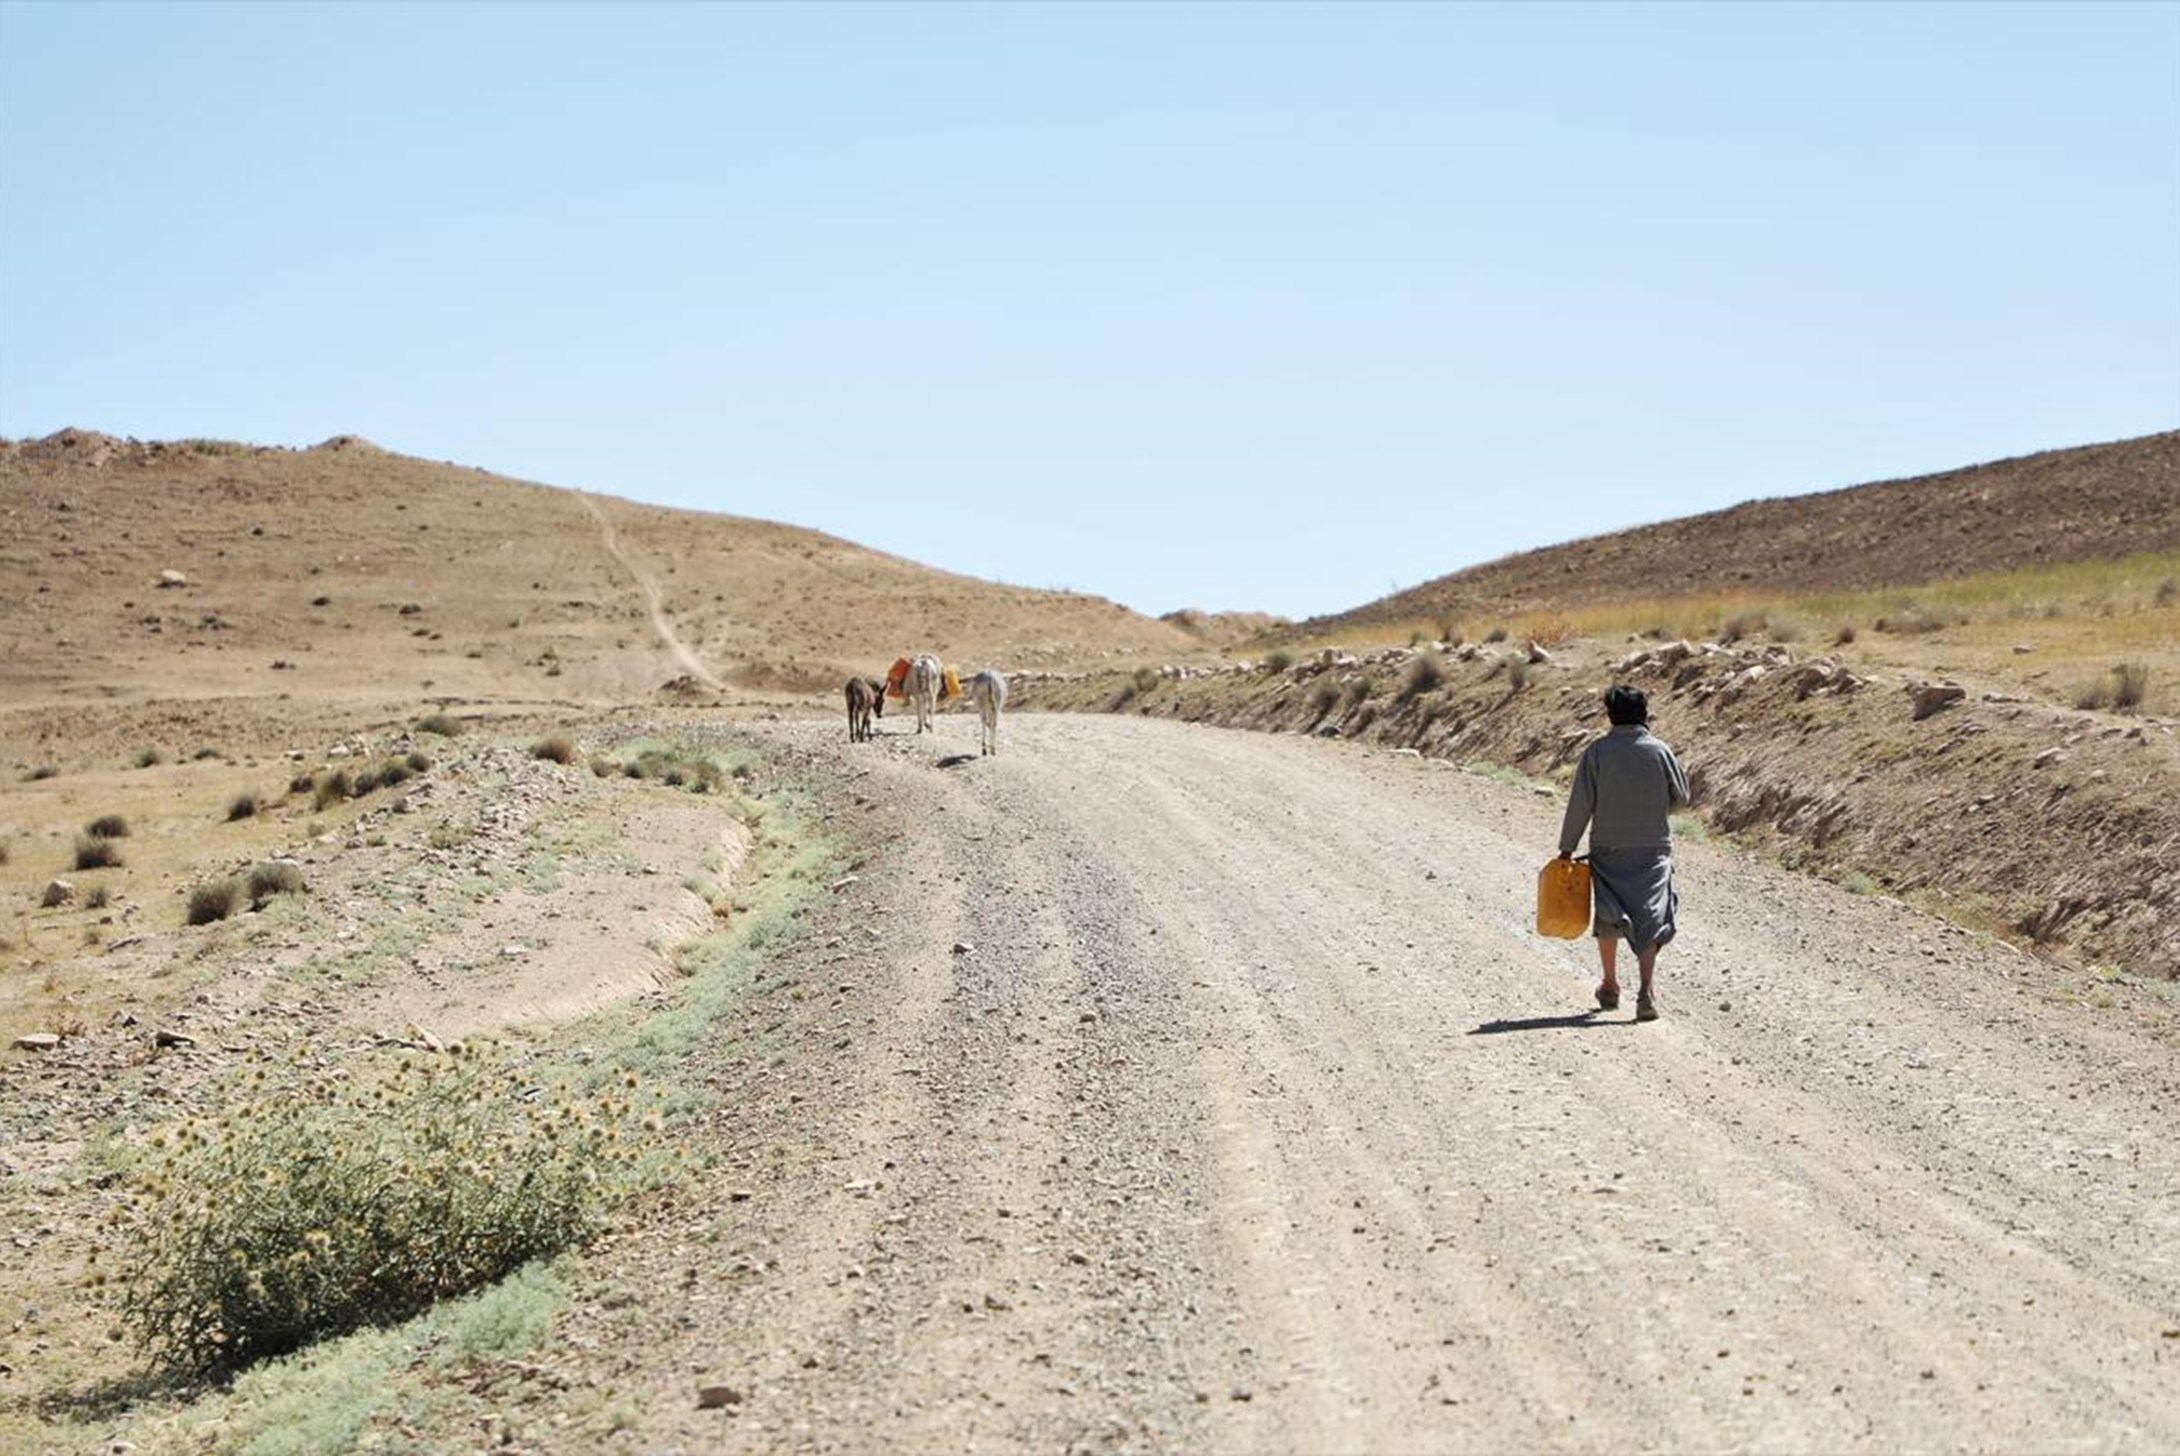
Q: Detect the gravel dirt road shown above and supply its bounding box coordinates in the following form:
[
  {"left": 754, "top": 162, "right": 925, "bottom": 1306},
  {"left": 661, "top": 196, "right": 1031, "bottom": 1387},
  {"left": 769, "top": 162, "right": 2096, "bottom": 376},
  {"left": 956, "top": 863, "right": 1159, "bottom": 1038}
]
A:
[{"left": 566, "top": 713, "right": 2179, "bottom": 1454}]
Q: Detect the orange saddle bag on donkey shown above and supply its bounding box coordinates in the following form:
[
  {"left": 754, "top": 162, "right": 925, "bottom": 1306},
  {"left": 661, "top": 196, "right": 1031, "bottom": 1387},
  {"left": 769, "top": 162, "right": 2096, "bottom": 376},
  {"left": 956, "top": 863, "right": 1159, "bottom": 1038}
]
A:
[{"left": 1536, "top": 856, "right": 1591, "bottom": 938}]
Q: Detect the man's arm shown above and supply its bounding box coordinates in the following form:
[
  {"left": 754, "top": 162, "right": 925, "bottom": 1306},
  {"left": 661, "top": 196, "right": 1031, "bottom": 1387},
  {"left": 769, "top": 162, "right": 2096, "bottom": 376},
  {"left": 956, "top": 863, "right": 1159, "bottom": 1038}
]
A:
[
  {"left": 1559, "top": 750, "right": 1595, "bottom": 857},
  {"left": 1664, "top": 746, "right": 1692, "bottom": 810}
]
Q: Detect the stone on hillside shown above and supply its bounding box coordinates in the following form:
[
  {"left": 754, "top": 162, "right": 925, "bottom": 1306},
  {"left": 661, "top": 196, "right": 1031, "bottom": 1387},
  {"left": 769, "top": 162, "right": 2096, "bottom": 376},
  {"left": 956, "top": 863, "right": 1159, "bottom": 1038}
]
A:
[
  {"left": 13, "top": 1033, "right": 61, "bottom": 1052},
  {"left": 1908, "top": 681, "right": 1967, "bottom": 721},
  {"left": 156, "top": 569, "right": 189, "bottom": 588},
  {"left": 1655, "top": 640, "right": 1695, "bottom": 667},
  {"left": 40, "top": 878, "right": 74, "bottom": 908},
  {"left": 697, "top": 1384, "right": 746, "bottom": 1410},
  {"left": 2033, "top": 748, "right": 2066, "bottom": 768},
  {"left": 1314, "top": 724, "right": 1340, "bottom": 738},
  {"left": 1526, "top": 641, "right": 1553, "bottom": 664}
]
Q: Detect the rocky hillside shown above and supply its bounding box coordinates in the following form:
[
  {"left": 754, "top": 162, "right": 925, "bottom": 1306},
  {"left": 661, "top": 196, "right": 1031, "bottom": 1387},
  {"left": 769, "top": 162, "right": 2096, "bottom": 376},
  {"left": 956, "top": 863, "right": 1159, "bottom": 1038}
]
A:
[{"left": 1300, "top": 431, "right": 2180, "bottom": 639}]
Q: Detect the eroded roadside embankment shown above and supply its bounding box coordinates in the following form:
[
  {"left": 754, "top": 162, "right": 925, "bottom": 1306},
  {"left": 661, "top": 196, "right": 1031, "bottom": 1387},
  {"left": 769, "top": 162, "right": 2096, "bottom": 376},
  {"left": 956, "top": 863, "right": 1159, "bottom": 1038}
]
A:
[
  {"left": 1015, "top": 640, "right": 2180, "bottom": 983},
  {"left": 1, "top": 720, "right": 839, "bottom": 1454}
]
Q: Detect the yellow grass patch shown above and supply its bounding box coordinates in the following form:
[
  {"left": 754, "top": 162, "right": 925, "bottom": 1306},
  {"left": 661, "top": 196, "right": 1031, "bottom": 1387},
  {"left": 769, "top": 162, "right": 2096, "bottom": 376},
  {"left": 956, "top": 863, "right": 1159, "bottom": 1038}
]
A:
[{"left": 1283, "top": 551, "right": 2180, "bottom": 713}]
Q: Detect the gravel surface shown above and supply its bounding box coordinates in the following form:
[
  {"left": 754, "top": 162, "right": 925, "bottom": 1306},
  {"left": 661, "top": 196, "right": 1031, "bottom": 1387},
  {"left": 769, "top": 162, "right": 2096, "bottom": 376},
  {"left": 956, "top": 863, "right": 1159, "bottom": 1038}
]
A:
[{"left": 547, "top": 713, "right": 2180, "bottom": 1454}]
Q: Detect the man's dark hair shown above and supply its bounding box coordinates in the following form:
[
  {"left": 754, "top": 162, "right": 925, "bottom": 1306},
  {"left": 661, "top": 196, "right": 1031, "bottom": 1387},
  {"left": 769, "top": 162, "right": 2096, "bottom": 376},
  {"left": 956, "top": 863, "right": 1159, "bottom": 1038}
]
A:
[{"left": 1604, "top": 684, "right": 1648, "bottom": 726}]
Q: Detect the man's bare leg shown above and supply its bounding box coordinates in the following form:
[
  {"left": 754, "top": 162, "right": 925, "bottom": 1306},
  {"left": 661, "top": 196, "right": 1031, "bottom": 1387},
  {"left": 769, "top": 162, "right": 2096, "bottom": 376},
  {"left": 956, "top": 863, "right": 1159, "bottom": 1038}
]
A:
[
  {"left": 1596, "top": 937, "right": 1620, "bottom": 1008},
  {"left": 1635, "top": 944, "right": 1660, "bottom": 1019}
]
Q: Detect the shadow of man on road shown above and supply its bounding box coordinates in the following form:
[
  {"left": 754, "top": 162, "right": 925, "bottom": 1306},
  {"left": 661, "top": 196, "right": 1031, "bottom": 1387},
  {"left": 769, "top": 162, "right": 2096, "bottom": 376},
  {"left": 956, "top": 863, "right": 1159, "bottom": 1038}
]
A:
[{"left": 1468, "top": 1011, "right": 1632, "bottom": 1035}]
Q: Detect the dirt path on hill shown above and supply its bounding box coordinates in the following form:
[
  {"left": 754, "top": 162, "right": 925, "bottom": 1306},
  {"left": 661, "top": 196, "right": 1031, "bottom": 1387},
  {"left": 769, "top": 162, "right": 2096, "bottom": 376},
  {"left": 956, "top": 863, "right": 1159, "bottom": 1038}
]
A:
[
  {"left": 535, "top": 714, "right": 2176, "bottom": 1454},
  {"left": 580, "top": 492, "right": 723, "bottom": 690}
]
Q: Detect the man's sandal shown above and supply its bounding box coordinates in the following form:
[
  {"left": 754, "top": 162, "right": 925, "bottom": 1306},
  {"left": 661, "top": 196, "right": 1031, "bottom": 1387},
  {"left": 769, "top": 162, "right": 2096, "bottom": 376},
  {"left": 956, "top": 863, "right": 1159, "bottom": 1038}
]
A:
[
  {"left": 1595, "top": 985, "right": 1620, "bottom": 1012},
  {"left": 1635, "top": 996, "right": 1660, "bottom": 1022}
]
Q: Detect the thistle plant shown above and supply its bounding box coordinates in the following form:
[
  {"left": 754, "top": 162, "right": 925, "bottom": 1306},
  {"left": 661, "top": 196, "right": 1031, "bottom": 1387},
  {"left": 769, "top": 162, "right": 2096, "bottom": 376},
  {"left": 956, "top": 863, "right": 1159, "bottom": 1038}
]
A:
[{"left": 94, "top": 1044, "right": 659, "bottom": 1373}]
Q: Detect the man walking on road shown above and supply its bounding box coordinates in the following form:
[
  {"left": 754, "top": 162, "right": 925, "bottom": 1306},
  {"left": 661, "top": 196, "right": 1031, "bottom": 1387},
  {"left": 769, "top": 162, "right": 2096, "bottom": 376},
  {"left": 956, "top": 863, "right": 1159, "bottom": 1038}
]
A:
[{"left": 1559, "top": 684, "right": 1692, "bottom": 1021}]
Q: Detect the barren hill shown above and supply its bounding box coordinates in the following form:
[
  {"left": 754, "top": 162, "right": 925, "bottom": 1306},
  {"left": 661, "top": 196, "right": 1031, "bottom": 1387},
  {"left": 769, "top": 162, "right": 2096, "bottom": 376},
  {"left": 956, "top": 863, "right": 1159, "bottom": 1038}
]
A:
[
  {"left": 1300, "top": 430, "right": 2180, "bottom": 640},
  {"left": 0, "top": 429, "right": 1203, "bottom": 712}
]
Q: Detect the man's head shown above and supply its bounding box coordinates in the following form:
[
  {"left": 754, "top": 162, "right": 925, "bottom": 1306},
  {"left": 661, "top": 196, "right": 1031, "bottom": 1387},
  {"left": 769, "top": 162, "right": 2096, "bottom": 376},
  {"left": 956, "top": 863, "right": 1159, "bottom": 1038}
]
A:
[{"left": 1604, "top": 683, "right": 1648, "bottom": 726}]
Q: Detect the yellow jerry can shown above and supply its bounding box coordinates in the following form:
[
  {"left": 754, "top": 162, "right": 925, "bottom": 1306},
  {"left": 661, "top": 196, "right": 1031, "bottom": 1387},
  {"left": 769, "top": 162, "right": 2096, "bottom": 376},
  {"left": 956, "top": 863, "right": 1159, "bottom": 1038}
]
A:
[{"left": 1536, "top": 857, "right": 1591, "bottom": 939}]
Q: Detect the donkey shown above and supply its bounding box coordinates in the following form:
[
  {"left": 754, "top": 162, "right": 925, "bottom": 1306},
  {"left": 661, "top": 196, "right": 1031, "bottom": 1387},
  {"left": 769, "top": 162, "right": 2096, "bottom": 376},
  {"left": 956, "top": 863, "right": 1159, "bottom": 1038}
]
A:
[
  {"left": 844, "top": 677, "right": 886, "bottom": 742},
  {"left": 968, "top": 669, "right": 1007, "bottom": 756},
  {"left": 905, "top": 653, "right": 943, "bottom": 735}
]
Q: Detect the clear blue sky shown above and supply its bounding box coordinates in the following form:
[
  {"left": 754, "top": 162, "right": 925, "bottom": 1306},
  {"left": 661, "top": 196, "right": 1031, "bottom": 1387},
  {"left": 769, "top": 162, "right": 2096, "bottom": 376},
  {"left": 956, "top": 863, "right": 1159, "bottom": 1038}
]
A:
[{"left": 3, "top": 2, "right": 2175, "bottom": 619}]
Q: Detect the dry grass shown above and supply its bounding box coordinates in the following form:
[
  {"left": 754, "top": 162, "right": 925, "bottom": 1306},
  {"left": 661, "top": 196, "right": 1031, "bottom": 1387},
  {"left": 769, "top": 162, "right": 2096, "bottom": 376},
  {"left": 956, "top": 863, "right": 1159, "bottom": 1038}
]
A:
[
  {"left": 73, "top": 832, "right": 123, "bottom": 870},
  {"left": 86, "top": 813, "right": 131, "bottom": 839},
  {"left": 1273, "top": 550, "right": 2180, "bottom": 715},
  {"left": 531, "top": 733, "right": 578, "bottom": 765},
  {"left": 187, "top": 877, "right": 243, "bottom": 925},
  {"left": 1314, "top": 550, "right": 2180, "bottom": 654},
  {"left": 246, "top": 860, "right": 307, "bottom": 907},
  {"left": 313, "top": 769, "right": 353, "bottom": 810},
  {"left": 1398, "top": 652, "right": 1445, "bottom": 702}
]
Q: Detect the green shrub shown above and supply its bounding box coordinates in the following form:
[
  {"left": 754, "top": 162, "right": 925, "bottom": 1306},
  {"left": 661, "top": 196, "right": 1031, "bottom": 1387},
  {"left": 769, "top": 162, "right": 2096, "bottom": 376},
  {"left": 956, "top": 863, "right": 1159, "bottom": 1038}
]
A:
[
  {"left": 86, "top": 884, "right": 112, "bottom": 910},
  {"left": 531, "top": 734, "right": 577, "bottom": 765},
  {"left": 590, "top": 755, "right": 615, "bottom": 778},
  {"left": 101, "top": 1048, "right": 651, "bottom": 1373},
  {"left": 133, "top": 747, "right": 165, "bottom": 769},
  {"left": 1312, "top": 681, "right": 1342, "bottom": 715},
  {"left": 246, "top": 861, "right": 306, "bottom": 907},
  {"left": 23, "top": 764, "right": 59, "bottom": 782},
  {"left": 186, "top": 877, "right": 243, "bottom": 925},
  {"left": 226, "top": 791, "right": 259, "bottom": 822},
  {"left": 1263, "top": 650, "right": 1295, "bottom": 673},
  {"left": 1833, "top": 624, "right": 1858, "bottom": 645},
  {"left": 1507, "top": 657, "right": 1533, "bottom": 691},
  {"left": 88, "top": 813, "right": 132, "bottom": 839},
  {"left": 288, "top": 771, "right": 316, "bottom": 796},
  {"left": 405, "top": 750, "right": 432, "bottom": 773},
  {"left": 74, "top": 832, "right": 123, "bottom": 870},
  {"left": 2113, "top": 663, "right": 2149, "bottom": 710},
  {"left": 1483, "top": 626, "right": 1509, "bottom": 644},
  {"left": 416, "top": 713, "right": 463, "bottom": 738}
]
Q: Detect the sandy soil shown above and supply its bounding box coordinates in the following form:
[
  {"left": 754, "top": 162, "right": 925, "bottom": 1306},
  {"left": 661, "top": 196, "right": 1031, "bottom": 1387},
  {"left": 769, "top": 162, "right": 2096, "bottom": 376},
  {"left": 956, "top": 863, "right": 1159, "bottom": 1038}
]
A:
[{"left": 498, "top": 712, "right": 2180, "bottom": 1454}]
